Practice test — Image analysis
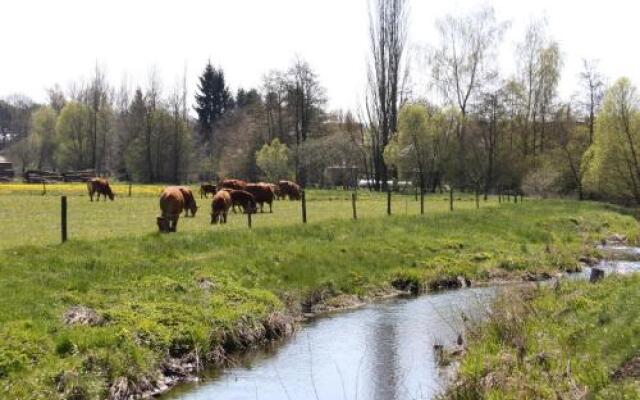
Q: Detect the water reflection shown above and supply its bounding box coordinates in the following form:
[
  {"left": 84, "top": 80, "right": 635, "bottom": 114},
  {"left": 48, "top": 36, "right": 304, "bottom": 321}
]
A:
[{"left": 165, "top": 287, "right": 496, "bottom": 400}]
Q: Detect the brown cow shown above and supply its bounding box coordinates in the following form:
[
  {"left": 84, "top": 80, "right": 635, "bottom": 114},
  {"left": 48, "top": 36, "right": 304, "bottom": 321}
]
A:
[
  {"left": 210, "top": 190, "right": 232, "bottom": 224},
  {"left": 87, "top": 178, "right": 115, "bottom": 202},
  {"left": 267, "top": 183, "right": 281, "bottom": 200},
  {"left": 177, "top": 186, "right": 198, "bottom": 217},
  {"left": 246, "top": 183, "right": 275, "bottom": 213},
  {"left": 199, "top": 183, "right": 217, "bottom": 198},
  {"left": 278, "top": 180, "right": 301, "bottom": 200},
  {"left": 220, "top": 179, "right": 247, "bottom": 191},
  {"left": 158, "top": 187, "right": 185, "bottom": 233},
  {"left": 224, "top": 189, "right": 258, "bottom": 214}
]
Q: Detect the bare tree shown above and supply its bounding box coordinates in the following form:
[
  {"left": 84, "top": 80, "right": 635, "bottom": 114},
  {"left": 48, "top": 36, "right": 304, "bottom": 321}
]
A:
[
  {"left": 516, "top": 18, "right": 562, "bottom": 156},
  {"left": 579, "top": 59, "right": 605, "bottom": 145},
  {"left": 85, "top": 63, "right": 112, "bottom": 173},
  {"left": 430, "top": 6, "right": 507, "bottom": 186},
  {"left": 286, "top": 58, "right": 326, "bottom": 187},
  {"left": 366, "top": 0, "right": 409, "bottom": 190}
]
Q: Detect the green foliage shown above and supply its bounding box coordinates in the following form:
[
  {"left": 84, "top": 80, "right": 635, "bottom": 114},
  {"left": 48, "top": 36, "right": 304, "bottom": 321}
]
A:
[
  {"left": 584, "top": 78, "right": 640, "bottom": 203},
  {"left": 384, "top": 104, "right": 456, "bottom": 187},
  {"left": 255, "top": 138, "right": 291, "bottom": 182},
  {"left": 450, "top": 275, "right": 640, "bottom": 399},
  {"left": 55, "top": 102, "right": 92, "bottom": 170},
  {"left": 30, "top": 106, "right": 58, "bottom": 170}
]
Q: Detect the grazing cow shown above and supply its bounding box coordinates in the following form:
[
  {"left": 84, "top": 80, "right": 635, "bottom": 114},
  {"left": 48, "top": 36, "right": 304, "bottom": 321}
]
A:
[
  {"left": 220, "top": 178, "right": 247, "bottom": 191},
  {"left": 211, "top": 190, "right": 232, "bottom": 224},
  {"left": 266, "top": 183, "right": 281, "bottom": 200},
  {"left": 87, "top": 178, "right": 115, "bottom": 202},
  {"left": 158, "top": 187, "right": 185, "bottom": 233},
  {"left": 177, "top": 186, "right": 198, "bottom": 217},
  {"left": 278, "top": 180, "right": 302, "bottom": 200},
  {"left": 224, "top": 189, "right": 258, "bottom": 214},
  {"left": 246, "top": 183, "right": 275, "bottom": 213},
  {"left": 199, "top": 183, "right": 217, "bottom": 198}
]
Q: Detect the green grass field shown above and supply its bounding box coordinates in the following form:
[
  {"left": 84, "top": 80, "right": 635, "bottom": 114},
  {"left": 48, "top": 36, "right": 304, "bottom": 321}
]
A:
[
  {"left": 447, "top": 275, "right": 640, "bottom": 399},
  {"left": 0, "top": 183, "right": 493, "bottom": 249},
  {"left": 0, "top": 185, "right": 638, "bottom": 398}
]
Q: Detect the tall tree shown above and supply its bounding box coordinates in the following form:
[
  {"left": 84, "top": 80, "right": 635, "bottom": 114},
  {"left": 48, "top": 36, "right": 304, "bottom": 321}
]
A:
[
  {"left": 430, "top": 6, "right": 507, "bottom": 186},
  {"left": 30, "top": 106, "right": 58, "bottom": 170},
  {"left": 84, "top": 64, "right": 112, "bottom": 173},
  {"left": 366, "top": 0, "right": 408, "bottom": 190},
  {"left": 584, "top": 78, "right": 640, "bottom": 203},
  {"left": 516, "top": 19, "right": 562, "bottom": 156},
  {"left": 286, "top": 59, "right": 326, "bottom": 186},
  {"left": 194, "top": 62, "right": 233, "bottom": 151},
  {"left": 579, "top": 59, "right": 605, "bottom": 145}
]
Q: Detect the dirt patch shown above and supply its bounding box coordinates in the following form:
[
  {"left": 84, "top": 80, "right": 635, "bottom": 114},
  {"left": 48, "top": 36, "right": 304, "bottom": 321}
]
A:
[
  {"left": 63, "top": 306, "right": 105, "bottom": 326},
  {"left": 304, "top": 294, "right": 365, "bottom": 316},
  {"left": 612, "top": 356, "right": 640, "bottom": 381}
]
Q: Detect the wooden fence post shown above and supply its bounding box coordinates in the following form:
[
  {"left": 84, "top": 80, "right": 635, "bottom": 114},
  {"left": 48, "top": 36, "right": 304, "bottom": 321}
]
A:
[
  {"left": 475, "top": 187, "right": 480, "bottom": 209},
  {"left": 420, "top": 191, "right": 424, "bottom": 215},
  {"left": 449, "top": 187, "right": 454, "bottom": 211},
  {"left": 42, "top": 181, "right": 47, "bottom": 196},
  {"left": 387, "top": 189, "right": 392, "bottom": 215},
  {"left": 352, "top": 193, "right": 357, "bottom": 220},
  {"left": 128, "top": 181, "right": 132, "bottom": 197},
  {"left": 301, "top": 190, "right": 307, "bottom": 224},
  {"left": 61, "top": 196, "right": 68, "bottom": 243}
]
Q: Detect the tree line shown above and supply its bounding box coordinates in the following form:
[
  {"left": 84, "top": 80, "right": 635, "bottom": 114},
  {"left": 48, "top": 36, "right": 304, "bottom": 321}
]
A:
[{"left": 1, "top": 1, "right": 640, "bottom": 205}]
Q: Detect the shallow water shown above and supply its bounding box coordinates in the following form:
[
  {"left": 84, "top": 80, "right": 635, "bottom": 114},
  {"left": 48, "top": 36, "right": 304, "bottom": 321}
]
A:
[
  {"left": 164, "top": 287, "right": 498, "bottom": 400},
  {"left": 164, "top": 246, "right": 640, "bottom": 400}
]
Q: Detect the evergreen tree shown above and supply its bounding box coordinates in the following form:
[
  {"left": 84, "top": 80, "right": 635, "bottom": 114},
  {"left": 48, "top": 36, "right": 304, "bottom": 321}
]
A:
[{"left": 194, "top": 62, "right": 234, "bottom": 147}]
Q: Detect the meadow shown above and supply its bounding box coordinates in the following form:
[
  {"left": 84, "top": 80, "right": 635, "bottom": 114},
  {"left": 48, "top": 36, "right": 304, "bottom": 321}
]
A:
[
  {"left": 0, "top": 182, "right": 493, "bottom": 249},
  {"left": 0, "top": 184, "right": 638, "bottom": 398}
]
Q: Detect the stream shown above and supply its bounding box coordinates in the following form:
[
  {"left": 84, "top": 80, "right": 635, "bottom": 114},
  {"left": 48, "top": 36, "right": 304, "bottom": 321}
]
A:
[{"left": 164, "top": 246, "right": 640, "bottom": 400}]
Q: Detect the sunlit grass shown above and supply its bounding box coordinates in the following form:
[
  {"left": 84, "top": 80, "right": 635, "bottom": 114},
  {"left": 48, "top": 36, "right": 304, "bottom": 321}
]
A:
[
  {"left": 0, "top": 191, "right": 637, "bottom": 398},
  {"left": 0, "top": 183, "right": 496, "bottom": 249}
]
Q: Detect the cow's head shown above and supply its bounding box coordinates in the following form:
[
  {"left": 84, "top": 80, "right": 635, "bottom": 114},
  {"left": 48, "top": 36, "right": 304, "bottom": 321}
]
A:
[
  {"left": 246, "top": 200, "right": 258, "bottom": 214},
  {"left": 157, "top": 217, "right": 169, "bottom": 232},
  {"left": 210, "top": 212, "right": 218, "bottom": 224},
  {"left": 191, "top": 205, "right": 198, "bottom": 217}
]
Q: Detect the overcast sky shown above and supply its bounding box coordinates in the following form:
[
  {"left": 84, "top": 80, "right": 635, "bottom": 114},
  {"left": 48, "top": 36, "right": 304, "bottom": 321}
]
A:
[{"left": 1, "top": 0, "right": 638, "bottom": 111}]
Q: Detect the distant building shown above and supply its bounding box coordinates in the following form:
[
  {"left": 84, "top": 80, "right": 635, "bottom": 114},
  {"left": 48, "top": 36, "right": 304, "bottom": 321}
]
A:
[
  {"left": 0, "top": 156, "right": 15, "bottom": 181},
  {"left": 324, "top": 163, "right": 358, "bottom": 189}
]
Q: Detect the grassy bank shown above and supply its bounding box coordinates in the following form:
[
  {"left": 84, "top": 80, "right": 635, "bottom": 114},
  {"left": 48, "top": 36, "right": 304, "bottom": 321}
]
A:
[
  {"left": 446, "top": 275, "right": 640, "bottom": 399},
  {"left": 0, "top": 199, "right": 637, "bottom": 398}
]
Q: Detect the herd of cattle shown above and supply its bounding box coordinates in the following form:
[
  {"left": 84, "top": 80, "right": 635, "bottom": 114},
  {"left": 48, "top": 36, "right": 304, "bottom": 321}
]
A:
[{"left": 86, "top": 178, "right": 302, "bottom": 233}]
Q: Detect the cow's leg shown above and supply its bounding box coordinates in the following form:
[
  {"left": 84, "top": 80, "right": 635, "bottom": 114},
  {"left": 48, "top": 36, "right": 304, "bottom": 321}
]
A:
[
  {"left": 172, "top": 218, "right": 178, "bottom": 232},
  {"left": 223, "top": 212, "right": 227, "bottom": 223},
  {"left": 269, "top": 201, "right": 273, "bottom": 213}
]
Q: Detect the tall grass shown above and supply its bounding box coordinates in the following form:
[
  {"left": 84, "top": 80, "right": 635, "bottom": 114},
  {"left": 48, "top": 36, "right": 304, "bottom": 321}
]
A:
[{"left": 446, "top": 275, "right": 640, "bottom": 399}]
